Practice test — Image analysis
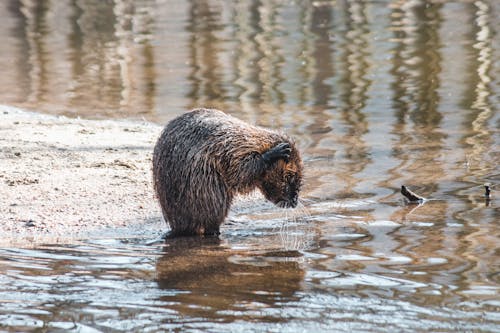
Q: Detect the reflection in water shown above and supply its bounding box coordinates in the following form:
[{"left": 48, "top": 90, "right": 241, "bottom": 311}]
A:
[
  {"left": 390, "top": 0, "right": 445, "bottom": 189},
  {"left": 388, "top": 1, "right": 450, "bottom": 291},
  {"left": 464, "top": 1, "right": 496, "bottom": 173},
  {"left": 334, "top": 1, "right": 372, "bottom": 198},
  {"left": 0, "top": 218, "right": 497, "bottom": 331},
  {"left": 3, "top": 0, "right": 157, "bottom": 117},
  {"left": 156, "top": 236, "right": 303, "bottom": 319},
  {"left": 0, "top": 0, "right": 499, "bottom": 331},
  {"left": 186, "top": 1, "right": 224, "bottom": 110}
]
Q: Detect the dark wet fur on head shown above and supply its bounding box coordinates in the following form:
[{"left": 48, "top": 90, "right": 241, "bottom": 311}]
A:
[{"left": 152, "top": 108, "right": 303, "bottom": 237}]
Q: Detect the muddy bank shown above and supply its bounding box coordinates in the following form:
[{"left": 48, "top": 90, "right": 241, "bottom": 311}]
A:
[{"left": 0, "top": 105, "right": 165, "bottom": 246}]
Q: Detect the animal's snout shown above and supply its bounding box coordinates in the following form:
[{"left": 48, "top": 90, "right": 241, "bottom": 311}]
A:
[{"left": 288, "top": 195, "right": 298, "bottom": 208}]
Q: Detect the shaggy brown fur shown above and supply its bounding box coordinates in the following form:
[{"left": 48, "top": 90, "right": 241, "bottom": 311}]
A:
[{"left": 152, "top": 108, "right": 303, "bottom": 237}]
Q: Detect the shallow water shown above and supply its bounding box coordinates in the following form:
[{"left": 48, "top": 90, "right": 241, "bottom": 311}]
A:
[
  {"left": 1, "top": 0, "right": 499, "bottom": 332},
  {"left": 0, "top": 209, "right": 498, "bottom": 332}
]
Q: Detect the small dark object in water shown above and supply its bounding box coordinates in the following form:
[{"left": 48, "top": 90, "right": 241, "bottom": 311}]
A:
[
  {"left": 401, "top": 185, "right": 425, "bottom": 203},
  {"left": 24, "top": 220, "right": 36, "bottom": 227},
  {"left": 484, "top": 184, "right": 491, "bottom": 199}
]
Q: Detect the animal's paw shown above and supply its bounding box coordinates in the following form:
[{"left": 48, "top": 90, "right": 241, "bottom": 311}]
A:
[{"left": 262, "top": 142, "right": 291, "bottom": 165}]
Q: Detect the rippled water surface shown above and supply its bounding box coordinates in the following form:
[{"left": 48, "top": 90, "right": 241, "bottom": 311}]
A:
[{"left": 1, "top": 0, "right": 499, "bottom": 332}]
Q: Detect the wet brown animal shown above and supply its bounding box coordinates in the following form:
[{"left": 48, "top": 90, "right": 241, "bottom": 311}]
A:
[{"left": 152, "top": 108, "right": 303, "bottom": 237}]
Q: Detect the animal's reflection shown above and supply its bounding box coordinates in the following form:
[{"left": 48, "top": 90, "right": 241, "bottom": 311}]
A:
[{"left": 156, "top": 236, "right": 304, "bottom": 315}]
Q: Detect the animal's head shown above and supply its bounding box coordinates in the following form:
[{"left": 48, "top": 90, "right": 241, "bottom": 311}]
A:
[{"left": 259, "top": 140, "right": 303, "bottom": 208}]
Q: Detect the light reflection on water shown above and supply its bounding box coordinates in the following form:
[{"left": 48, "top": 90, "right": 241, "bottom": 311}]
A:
[
  {"left": 0, "top": 0, "right": 499, "bottom": 331},
  {"left": 0, "top": 217, "right": 498, "bottom": 332}
]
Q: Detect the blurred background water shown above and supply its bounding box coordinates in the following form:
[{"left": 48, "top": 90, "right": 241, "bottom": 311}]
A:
[{"left": 0, "top": 0, "right": 499, "bottom": 332}]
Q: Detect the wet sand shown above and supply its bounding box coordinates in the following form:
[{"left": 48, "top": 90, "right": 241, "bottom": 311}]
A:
[{"left": 0, "top": 105, "right": 164, "bottom": 246}]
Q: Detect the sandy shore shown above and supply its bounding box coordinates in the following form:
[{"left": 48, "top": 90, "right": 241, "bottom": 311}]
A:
[{"left": 0, "top": 105, "right": 165, "bottom": 246}]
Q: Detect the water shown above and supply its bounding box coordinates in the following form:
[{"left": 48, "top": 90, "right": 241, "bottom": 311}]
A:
[
  {"left": 0, "top": 216, "right": 498, "bottom": 332},
  {"left": 0, "top": 0, "right": 499, "bottom": 331}
]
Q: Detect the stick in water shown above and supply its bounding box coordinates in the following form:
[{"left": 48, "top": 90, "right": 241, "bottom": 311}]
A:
[
  {"left": 401, "top": 185, "right": 425, "bottom": 203},
  {"left": 484, "top": 184, "right": 491, "bottom": 199}
]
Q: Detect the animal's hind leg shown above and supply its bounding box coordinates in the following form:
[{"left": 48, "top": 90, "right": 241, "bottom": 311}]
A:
[
  {"left": 203, "top": 227, "right": 221, "bottom": 237},
  {"left": 199, "top": 173, "right": 232, "bottom": 236},
  {"left": 162, "top": 170, "right": 232, "bottom": 237}
]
